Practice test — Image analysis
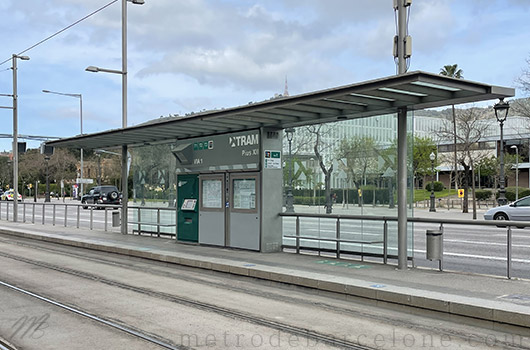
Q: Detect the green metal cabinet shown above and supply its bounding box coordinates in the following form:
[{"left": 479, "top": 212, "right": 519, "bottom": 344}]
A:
[{"left": 177, "top": 174, "right": 199, "bottom": 242}]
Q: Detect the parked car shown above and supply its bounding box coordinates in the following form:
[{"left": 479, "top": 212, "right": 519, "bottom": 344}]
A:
[
  {"left": 81, "top": 186, "right": 121, "bottom": 209},
  {"left": 484, "top": 195, "right": 530, "bottom": 221},
  {"left": 1, "top": 189, "right": 22, "bottom": 201}
]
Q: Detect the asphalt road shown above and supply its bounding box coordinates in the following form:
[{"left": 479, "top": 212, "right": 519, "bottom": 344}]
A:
[
  {"left": 1, "top": 200, "right": 529, "bottom": 279},
  {"left": 0, "top": 235, "right": 527, "bottom": 350}
]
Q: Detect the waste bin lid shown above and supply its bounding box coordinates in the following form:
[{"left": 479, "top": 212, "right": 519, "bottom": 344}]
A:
[{"left": 426, "top": 229, "right": 442, "bottom": 236}]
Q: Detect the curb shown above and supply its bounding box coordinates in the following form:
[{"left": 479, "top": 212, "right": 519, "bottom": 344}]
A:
[{"left": 1, "top": 227, "right": 529, "bottom": 328}]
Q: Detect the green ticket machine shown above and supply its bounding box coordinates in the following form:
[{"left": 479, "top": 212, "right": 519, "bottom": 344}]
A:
[{"left": 177, "top": 174, "right": 199, "bottom": 242}]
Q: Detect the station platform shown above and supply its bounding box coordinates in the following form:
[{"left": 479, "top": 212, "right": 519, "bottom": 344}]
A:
[{"left": 0, "top": 219, "right": 529, "bottom": 329}]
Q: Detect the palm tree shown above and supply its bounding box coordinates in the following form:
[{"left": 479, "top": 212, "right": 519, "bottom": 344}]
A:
[
  {"left": 440, "top": 64, "right": 464, "bottom": 203},
  {"left": 440, "top": 64, "right": 463, "bottom": 79}
]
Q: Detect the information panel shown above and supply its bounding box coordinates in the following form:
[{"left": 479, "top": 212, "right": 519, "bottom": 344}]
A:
[
  {"left": 233, "top": 179, "right": 256, "bottom": 210},
  {"left": 202, "top": 179, "right": 222, "bottom": 208}
]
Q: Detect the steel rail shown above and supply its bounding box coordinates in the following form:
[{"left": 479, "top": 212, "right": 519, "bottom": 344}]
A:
[
  {"left": 0, "top": 279, "right": 187, "bottom": 350},
  {"left": 0, "top": 251, "right": 374, "bottom": 350}
]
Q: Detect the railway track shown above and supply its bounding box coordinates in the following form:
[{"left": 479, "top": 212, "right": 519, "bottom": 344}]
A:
[{"left": 0, "top": 248, "right": 374, "bottom": 350}]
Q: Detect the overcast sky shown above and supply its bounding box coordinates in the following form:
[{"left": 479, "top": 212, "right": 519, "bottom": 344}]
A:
[{"left": 1, "top": 0, "right": 529, "bottom": 151}]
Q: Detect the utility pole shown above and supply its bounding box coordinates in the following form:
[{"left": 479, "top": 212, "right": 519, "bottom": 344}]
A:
[{"left": 394, "top": 0, "right": 412, "bottom": 270}]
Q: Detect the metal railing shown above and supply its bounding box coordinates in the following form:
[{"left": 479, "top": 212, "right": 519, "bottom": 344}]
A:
[
  {"left": 0, "top": 201, "right": 177, "bottom": 235},
  {"left": 280, "top": 212, "right": 530, "bottom": 279}
]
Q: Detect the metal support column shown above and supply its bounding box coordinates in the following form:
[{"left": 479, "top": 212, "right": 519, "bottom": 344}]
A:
[
  {"left": 121, "top": 145, "right": 128, "bottom": 234},
  {"left": 397, "top": 107, "right": 408, "bottom": 269}
]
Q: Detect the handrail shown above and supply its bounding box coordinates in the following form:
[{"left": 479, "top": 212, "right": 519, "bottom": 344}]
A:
[
  {"left": 279, "top": 212, "right": 530, "bottom": 228},
  {"left": 280, "top": 211, "right": 528, "bottom": 279}
]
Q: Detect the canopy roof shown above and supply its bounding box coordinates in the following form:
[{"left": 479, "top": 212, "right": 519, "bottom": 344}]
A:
[{"left": 47, "top": 71, "right": 515, "bottom": 150}]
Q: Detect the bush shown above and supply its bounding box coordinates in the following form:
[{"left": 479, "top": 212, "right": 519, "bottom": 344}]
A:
[
  {"left": 294, "top": 196, "right": 325, "bottom": 205},
  {"left": 475, "top": 189, "right": 492, "bottom": 201},
  {"left": 495, "top": 187, "right": 530, "bottom": 201},
  {"left": 425, "top": 181, "right": 444, "bottom": 192}
]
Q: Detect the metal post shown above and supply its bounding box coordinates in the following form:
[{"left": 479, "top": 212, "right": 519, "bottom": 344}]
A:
[
  {"left": 295, "top": 216, "right": 300, "bottom": 254},
  {"left": 52, "top": 204, "right": 56, "bottom": 226},
  {"left": 64, "top": 205, "right": 68, "bottom": 227},
  {"left": 137, "top": 207, "right": 141, "bottom": 234},
  {"left": 90, "top": 206, "right": 93, "bottom": 230},
  {"left": 6, "top": 201, "right": 9, "bottom": 221},
  {"left": 285, "top": 128, "right": 295, "bottom": 213},
  {"left": 507, "top": 226, "right": 512, "bottom": 279},
  {"left": 76, "top": 205, "right": 80, "bottom": 228},
  {"left": 383, "top": 220, "right": 388, "bottom": 264},
  {"left": 511, "top": 145, "right": 519, "bottom": 201},
  {"left": 45, "top": 156, "right": 51, "bottom": 202},
  {"left": 397, "top": 107, "right": 408, "bottom": 270},
  {"left": 42, "top": 204, "right": 45, "bottom": 225},
  {"left": 336, "top": 218, "right": 341, "bottom": 259},
  {"left": 104, "top": 207, "right": 108, "bottom": 231},
  {"left": 80, "top": 95, "right": 84, "bottom": 199},
  {"left": 12, "top": 55, "right": 19, "bottom": 222},
  {"left": 121, "top": 145, "right": 128, "bottom": 234},
  {"left": 23, "top": 202, "right": 26, "bottom": 222},
  {"left": 32, "top": 203, "right": 35, "bottom": 223},
  {"left": 157, "top": 208, "right": 161, "bottom": 237},
  {"left": 429, "top": 153, "right": 436, "bottom": 212}
]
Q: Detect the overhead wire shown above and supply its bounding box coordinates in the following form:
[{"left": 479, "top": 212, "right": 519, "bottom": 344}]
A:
[{"left": 0, "top": 0, "right": 118, "bottom": 67}]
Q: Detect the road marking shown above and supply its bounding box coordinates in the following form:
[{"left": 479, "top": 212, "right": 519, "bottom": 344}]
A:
[
  {"left": 414, "top": 249, "right": 530, "bottom": 263},
  {"left": 443, "top": 239, "right": 530, "bottom": 248}
]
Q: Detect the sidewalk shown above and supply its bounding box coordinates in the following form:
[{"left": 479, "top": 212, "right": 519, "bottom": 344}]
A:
[{"left": 0, "top": 220, "right": 529, "bottom": 328}]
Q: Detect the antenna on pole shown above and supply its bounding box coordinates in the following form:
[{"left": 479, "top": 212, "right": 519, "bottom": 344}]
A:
[{"left": 393, "top": 0, "right": 412, "bottom": 75}]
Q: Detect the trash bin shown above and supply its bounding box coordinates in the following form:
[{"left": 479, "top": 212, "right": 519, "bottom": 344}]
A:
[
  {"left": 112, "top": 211, "right": 120, "bottom": 227},
  {"left": 426, "top": 229, "right": 443, "bottom": 260}
]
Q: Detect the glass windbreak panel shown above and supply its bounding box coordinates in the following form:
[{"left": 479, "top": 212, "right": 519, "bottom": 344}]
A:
[
  {"left": 202, "top": 179, "right": 222, "bottom": 208},
  {"left": 233, "top": 179, "right": 256, "bottom": 210}
]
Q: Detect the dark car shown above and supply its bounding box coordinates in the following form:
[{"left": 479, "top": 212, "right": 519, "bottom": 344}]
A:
[{"left": 81, "top": 186, "right": 121, "bottom": 209}]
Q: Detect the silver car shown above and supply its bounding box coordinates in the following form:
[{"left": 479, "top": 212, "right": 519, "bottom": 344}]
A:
[{"left": 484, "top": 196, "right": 530, "bottom": 221}]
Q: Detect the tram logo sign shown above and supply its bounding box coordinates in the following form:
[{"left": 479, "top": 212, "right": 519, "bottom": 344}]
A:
[{"left": 229, "top": 134, "right": 259, "bottom": 148}]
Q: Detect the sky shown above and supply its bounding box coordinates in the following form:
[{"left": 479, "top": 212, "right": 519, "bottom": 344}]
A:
[{"left": 1, "top": 0, "right": 530, "bottom": 151}]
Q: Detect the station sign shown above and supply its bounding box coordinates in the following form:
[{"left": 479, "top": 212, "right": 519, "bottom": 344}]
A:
[{"left": 175, "top": 130, "right": 260, "bottom": 171}]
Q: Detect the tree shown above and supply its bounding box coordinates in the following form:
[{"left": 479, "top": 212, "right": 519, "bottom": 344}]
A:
[
  {"left": 412, "top": 136, "right": 437, "bottom": 188},
  {"left": 306, "top": 124, "right": 335, "bottom": 213},
  {"left": 440, "top": 64, "right": 464, "bottom": 193},
  {"left": 336, "top": 136, "right": 379, "bottom": 206},
  {"left": 438, "top": 107, "right": 489, "bottom": 215}
]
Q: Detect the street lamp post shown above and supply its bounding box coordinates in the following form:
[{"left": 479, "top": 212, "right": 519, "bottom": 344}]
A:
[
  {"left": 42, "top": 90, "right": 83, "bottom": 198},
  {"left": 86, "top": 0, "right": 144, "bottom": 235},
  {"left": 494, "top": 98, "right": 510, "bottom": 206},
  {"left": 511, "top": 145, "right": 519, "bottom": 201},
  {"left": 285, "top": 128, "right": 295, "bottom": 213},
  {"left": 429, "top": 151, "right": 436, "bottom": 212},
  {"left": 11, "top": 54, "right": 30, "bottom": 221},
  {"left": 44, "top": 155, "right": 50, "bottom": 202}
]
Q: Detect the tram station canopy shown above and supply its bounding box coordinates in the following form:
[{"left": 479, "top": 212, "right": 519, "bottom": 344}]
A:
[{"left": 47, "top": 71, "right": 515, "bottom": 150}]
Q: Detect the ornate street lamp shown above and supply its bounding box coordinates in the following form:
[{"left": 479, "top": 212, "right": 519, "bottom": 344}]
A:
[
  {"left": 285, "top": 128, "right": 295, "bottom": 213},
  {"left": 429, "top": 151, "right": 436, "bottom": 212},
  {"left": 494, "top": 98, "right": 510, "bottom": 206}
]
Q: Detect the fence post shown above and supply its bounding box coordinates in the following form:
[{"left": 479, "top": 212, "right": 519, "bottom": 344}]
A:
[
  {"left": 32, "top": 203, "right": 35, "bottom": 224},
  {"left": 6, "top": 201, "right": 9, "bottom": 221},
  {"left": 104, "top": 207, "right": 108, "bottom": 232},
  {"left": 383, "top": 220, "right": 388, "bottom": 264},
  {"left": 90, "top": 206, "right": 93, "bottom": 230},
  {"left": 76, "top": 205, "right": 80, "bottom": 229},
  {"left": 295, "top": 216, "right": 300, "bottom": 254},
  {"left": 137, "top": 207, "right": 141, "bottom": 235},
  {"left": 23, "top": 202, "right": 26, "bottom": 223},
  {"left": 64, "top": 205, "right": 68, "bottom": 227},
  {"left": 52, "top": 204, "right": 56, "bottom": 226},
  {"left": 42, "top": 204, "right": 45, "bottom": 225},
  {"left": 336, "top": 218, "right": 341, "bottom": 259},
  {"left": 507, "top": 226, "right": 512, "bottom": 279},
  {"left": 157, "top": 208, "right": 161, "bottom": 237}
]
